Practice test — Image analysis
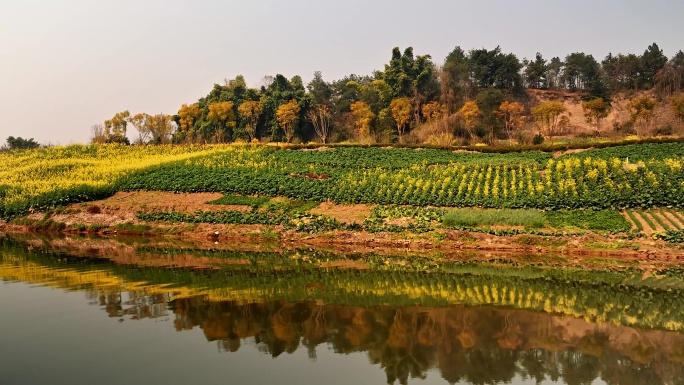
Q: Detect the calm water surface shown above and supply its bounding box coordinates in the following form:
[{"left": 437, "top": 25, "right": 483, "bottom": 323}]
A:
[{"left": 1, "top": 237, "right": 684, "bottom": 385}]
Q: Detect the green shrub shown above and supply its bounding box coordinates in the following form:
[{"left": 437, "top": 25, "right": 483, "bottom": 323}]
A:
[
  {"left": 654, "top": 230, "right": 684, "bottom": 243},
  {"left": 532, "top": 134, "right": 545, "bottom": 145}
]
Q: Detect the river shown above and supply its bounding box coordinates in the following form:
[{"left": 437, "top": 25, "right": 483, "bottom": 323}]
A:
[{"left": 1, "top": 236, "right": 683, "bottom": 385}]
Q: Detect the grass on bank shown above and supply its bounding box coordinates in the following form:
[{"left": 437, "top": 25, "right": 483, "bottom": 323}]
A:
[
  {"left": 442, "top": 208, "right": 631, "bottom": 233},
  {"left": 443, "top": 208, "right": 546, "bottom": 228},
  {"left": 545, "top": 210, "right": 631, "bottom": 232}
]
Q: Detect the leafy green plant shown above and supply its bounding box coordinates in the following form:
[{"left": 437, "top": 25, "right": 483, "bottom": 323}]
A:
[
  {"left": 653, "top": 230, "right": 684, "bottom": 244},
  {"left": 363, "top": 205, "right": 444, "bottom": 233}
]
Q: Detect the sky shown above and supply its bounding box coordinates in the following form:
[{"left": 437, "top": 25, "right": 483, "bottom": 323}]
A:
[{"left": 1, "top": 0, "right": 683, "bottom": 145}]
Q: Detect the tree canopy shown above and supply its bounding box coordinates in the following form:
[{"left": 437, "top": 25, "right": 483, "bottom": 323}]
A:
[
  {"left": 91, "top": 42, "right": 682, "bottom": 146},
  {"left": 4, "top": 136, "right": 39, "bottom": 150}
]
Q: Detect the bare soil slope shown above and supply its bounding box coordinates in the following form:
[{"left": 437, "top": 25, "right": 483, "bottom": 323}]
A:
[{"left": 525, "top": 89, "right": 681, "bottom": 136}]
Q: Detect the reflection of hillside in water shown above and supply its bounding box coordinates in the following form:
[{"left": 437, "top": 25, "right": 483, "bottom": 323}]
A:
[
  {"left": 171, "top": 298, "right": 684, "bottom": 385},
  {"left": 3, "top": 237, "right": 684, "bottom": 384},
  {"left": 13, "top": 273, "right": 684, "bottom": 385}
]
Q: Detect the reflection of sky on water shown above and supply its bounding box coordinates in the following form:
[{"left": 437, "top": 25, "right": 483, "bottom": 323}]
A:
[{"left": 0, "top": 281, "right": 387, "bottom": 385}]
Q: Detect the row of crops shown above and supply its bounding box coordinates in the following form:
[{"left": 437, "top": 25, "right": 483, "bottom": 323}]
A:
[
  {"left": 622, "top": 208, "right": 684, "bottom": 242},
  {"left": 120, "top": 143, "right": 684, "bottom": 209},
  {"left": 1, "top": 142, "right": 684, "bottom": 219},
  {"left": 624, "top": 208, "right": 684, "bottom": 232}
]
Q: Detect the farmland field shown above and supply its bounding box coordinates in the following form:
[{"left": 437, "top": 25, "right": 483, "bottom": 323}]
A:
[{"left": 1, "top": 142, "right": 684, "bottom": 221}]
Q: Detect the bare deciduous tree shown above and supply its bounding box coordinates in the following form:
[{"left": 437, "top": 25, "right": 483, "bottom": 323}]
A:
[{"left": 307, "top": 104, "right": 332, "bottom": 144}]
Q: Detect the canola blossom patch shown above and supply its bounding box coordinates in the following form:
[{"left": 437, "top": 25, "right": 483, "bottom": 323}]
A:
[{"left": 0, "top": 144, "right": 227, "bottom": 217}]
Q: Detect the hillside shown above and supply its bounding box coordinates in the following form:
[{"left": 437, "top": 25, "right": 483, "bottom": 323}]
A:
[
  {"left": 2, "top": 142, "right": 684, "bottom": 259},
  {"left": 525, "top": 89, "right": 681, "bottom": 137}
]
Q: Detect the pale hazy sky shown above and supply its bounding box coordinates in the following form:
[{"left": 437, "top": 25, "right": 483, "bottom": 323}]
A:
[{"left": 1, "top": 0, "right": 683, "bottom": 145}]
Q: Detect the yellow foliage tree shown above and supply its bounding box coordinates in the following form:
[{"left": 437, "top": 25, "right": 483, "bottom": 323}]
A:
[
  {"left": 178, "top": 103, "right": 201, "bottom": 142},
  {"left": 390, "top": 98, "right": 412, "bottom": 143},
  {"left": 128, "top": 113, "right": 150, "bottom": 144},
  {"left": 350, "top": 101, "right": 375, "bottom": 143},
  {"left": 458, "top": 100, "right": 481, "bottom": 138},
  {"left": 208, "top": 101, "right": 236, "bottom": 143},
  {"left": 531, "top": 101, "right": 566, "bottom": 142},
  {"left": 104, "top": 110, "right": 130, "bottom": 143},
  {"left": 145, "top": 114, "right": 175, "bottom": 144},
  {"left": 581, "top": 98, "right": 610, "bottom": 135},
  {"left": 496, "top": 101, "right": 526, "bottom": 143},
  {"left": 421, "top": 101, "right": 443, "bottom": 123},
  {"left": 276, "top": 100, "right": 300, "bottom": 143},
  {"left": 627, "top": 96, "right": 656, "bottom": 136},
  {"left": 237, "top": 100, "right": 264, "bottom": 141},
  {"left": 128, "top": 113, "right": 175, "bottom": 144}
]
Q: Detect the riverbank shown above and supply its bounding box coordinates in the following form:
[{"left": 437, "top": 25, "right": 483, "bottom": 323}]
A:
[{"left": 2, "top": 191, "right": 683, "bottom": 271}]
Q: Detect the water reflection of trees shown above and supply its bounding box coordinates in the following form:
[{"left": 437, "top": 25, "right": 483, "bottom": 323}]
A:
[
  {"left": 4, "top": 239, "right": 684, "bottom": 384},
  {"left": 167, "top": 298, "right": 684, "bottom": 385},
  {"left": 85, "top": 290, "right": 171, "bottom": 320}
]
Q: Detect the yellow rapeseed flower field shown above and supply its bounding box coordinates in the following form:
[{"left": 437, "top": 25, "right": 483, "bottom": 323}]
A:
[{"left": 0, "top": 144, "right": 231, "bottom": 210}]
